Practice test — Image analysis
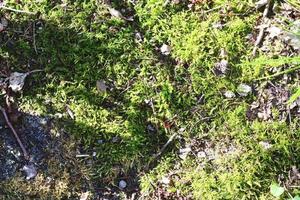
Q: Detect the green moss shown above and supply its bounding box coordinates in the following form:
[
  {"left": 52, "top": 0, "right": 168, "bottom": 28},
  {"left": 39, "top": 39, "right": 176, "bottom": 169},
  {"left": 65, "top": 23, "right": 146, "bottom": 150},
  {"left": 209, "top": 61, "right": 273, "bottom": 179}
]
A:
[{"left": 0, "top": 0, "right": 299, "bottom": 199}]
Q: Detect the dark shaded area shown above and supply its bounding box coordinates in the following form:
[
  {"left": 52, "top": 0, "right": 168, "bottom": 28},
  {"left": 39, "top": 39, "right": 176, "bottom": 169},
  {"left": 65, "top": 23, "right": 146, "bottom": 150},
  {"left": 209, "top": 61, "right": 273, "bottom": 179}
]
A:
[{"left": 0, "top": 113, "right": 51, "bottom": 181}]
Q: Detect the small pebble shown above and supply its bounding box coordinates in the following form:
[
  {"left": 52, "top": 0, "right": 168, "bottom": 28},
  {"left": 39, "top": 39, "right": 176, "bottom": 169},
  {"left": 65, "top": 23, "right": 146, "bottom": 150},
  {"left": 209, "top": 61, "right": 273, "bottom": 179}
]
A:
[
  {"left": 213, "top": 59, "right": 229, "bottom": 76},
  {"left": 237, "top": 84, "right": 252, "bottom": 97},
  {"left": 224, "top": 91, "right": 236, "bottom": 99},
  {"left": 119, "top": 180, "right": 127, "bottom": 189},
  {"left": 259, "top": 141, "right": 272, "bottom": 150},
  {"left": 160, "top": 44, "right": 171, "bottom": 55},
  {"left": 134, "top": 32, "right": 142, "bottom": 42},
  {"left": 80, "top": 191, "right": 90, "bottom": 200},
  {"left": 22, "top": 164, "right": 37, "bottom": 180},
  {"left": 255, "top": 0, "right": 268, "bottom": 9},
  {"left": 178, "top": 147, "right": 192, "bottom": 160},
  {"left": 147, "top": 124, "right": 156, "bottom": 133},
  {"left": 197, "top": 151, "right": 206, "bottom": 158},
  {"left": 1, "top": 17, "right": 8, "bottom": 28},
  {"left": 112, "top": 136, "right": 119, "bottom": 143},
  {"left": 160, "top": 176, "right": 170, "bottom": 185},
  {"left": 97, "top": 139, "right": 104, "bottom": 144}
]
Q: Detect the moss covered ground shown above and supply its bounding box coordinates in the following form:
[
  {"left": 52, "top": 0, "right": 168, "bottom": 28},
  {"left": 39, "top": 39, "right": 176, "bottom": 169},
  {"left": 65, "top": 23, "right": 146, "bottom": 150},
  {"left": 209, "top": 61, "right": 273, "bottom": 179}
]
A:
[{"left": 0, "top": 0, "right": 300, "bottom": 199}]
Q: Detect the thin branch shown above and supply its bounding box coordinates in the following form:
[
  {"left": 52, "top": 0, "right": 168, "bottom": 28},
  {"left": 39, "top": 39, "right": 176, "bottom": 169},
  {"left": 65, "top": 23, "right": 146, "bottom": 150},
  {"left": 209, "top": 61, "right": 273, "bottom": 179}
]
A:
[
  {"left": 252, "top": 26, "right": 266, "bottom": 57},
  {"left": 153, "top": 131, "right": 179, "bottom": 160},
  {"left": 252, "top": 0, "right": 272, "bottom": 58},
  {"left": 0, "top": 5, "right": 35, "bottom": 15},
  {"left": 0, "top": 107, "right": 29, "bottom": 160},
  {"left": 263, "top": 0, "right": 271, "bottom": 18}
]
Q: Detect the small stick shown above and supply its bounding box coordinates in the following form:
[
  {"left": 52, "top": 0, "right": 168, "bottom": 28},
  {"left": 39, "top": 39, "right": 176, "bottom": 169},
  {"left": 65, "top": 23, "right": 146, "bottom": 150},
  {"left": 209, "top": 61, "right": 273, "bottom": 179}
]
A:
[
  {"left": 0, "top": 5, "right": 35, "bottom": 15},
  {"left": 263, "top": 0, "right": 271, "bottom": 18},
  {"left": 26, "top": 69, "right": 44, "bottom": 75},
  {"left": 75, "top": 154, "right": 90, "bottom": 158},
  {"left": 252, "top": 25, "right": 266, "bottom": 57},
  {"left": 0, "top": 106, "right": 29, "bottom": 160},
  {"left": 252, "top": 0, "right": 272, "bottom": 58},
  {"left": 153, "top": 131, "right": 178, "bottom": 160}
]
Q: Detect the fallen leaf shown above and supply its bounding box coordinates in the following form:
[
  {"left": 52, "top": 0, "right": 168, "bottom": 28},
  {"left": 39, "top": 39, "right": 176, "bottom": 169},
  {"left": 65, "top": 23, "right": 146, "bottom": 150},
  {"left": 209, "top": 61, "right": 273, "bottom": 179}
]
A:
[
  {"left": 267, "top": 26, "right": 282, "bottom": 39},
  {"left": 270, "top": 183, "right": 284, "bottom": 197},
  {"left": 9, "top": 72, "right": 28, "bottom": 92}
]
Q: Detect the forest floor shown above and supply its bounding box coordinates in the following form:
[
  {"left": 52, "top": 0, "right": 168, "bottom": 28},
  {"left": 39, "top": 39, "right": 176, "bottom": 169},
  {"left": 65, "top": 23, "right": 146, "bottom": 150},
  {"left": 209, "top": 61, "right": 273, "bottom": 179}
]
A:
[{"left": 0, "top": 0, "right": 300, "bottom": 199}]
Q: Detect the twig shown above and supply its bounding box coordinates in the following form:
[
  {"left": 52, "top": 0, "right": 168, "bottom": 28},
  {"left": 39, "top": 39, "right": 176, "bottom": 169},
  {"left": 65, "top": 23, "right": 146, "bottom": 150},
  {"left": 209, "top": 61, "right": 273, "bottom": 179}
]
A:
[
  {"left": 0, "top": 106, "right": 29, "bottom": 160},
  {"left": 75, "top": 154, "right": 90, "bottom": 158},
  {"left": 252, "top": 25, "right": 266, "bottom": 57},
  {"left": 252, "top": 0, "right": 272, "bottom": 58},
  {"left": 153, "top": 131, "right": 179, "bottom": 160},
  {"left": 27, "top": 69, "right": 44, "bottom": 75},
  {"left": 0, "top": 5, "right": 35, "bottom": 15},
  {"left": 194, "top": 5, "right": 223, "bottom": 14},
  {"left": 263, "top": 0, "right": 271, "bottom": 18},
  {"left": 204, "top": 5, "right": 223, "bottom": 14}
]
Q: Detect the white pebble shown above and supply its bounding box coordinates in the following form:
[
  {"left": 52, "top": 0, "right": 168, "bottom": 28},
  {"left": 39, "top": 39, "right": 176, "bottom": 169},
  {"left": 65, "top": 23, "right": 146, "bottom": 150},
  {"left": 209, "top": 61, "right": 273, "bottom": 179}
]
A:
[
  {"left": 119, "top": 180, "right": 127, "bottom": 189},
  {"left": 160, "top": 44, "right": 171, "bottom": 55},
  {"left": 224, "top": 91, "right": 236, "bottom": 98}
]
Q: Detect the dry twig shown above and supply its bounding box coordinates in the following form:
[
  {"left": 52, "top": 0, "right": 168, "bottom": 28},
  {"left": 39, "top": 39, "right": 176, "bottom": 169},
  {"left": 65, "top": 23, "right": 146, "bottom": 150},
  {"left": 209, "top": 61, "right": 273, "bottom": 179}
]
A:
[
  {"left": 252, "top": 0, "right": 272, "bottom": 58},
  {"left": 153, "top": 131, "right": 179, "bottom": 160},
  {"left": 0, "top": 5, "right": 35, "bottom": 15},
  {"left": 0, "top": 106, "right": 29, "bottom": 160}
]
